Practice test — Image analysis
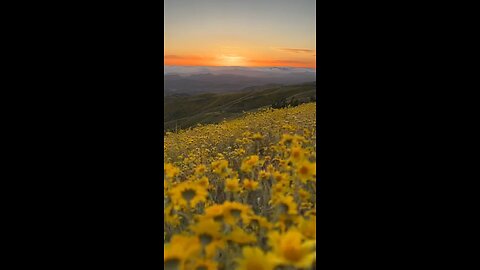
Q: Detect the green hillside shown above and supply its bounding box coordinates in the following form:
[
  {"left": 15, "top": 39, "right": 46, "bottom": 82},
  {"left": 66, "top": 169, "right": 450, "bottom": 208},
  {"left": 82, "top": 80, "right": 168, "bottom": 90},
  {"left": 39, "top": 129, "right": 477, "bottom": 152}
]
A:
[{"left": 164, "top": 82, "right": 316, "bottom": 131}]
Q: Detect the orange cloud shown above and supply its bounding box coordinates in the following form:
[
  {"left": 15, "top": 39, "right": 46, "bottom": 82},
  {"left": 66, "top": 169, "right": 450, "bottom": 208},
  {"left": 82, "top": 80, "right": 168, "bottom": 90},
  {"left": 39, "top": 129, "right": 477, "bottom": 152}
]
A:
[
  {"left": 164, "top": 55, "right": 216, "bottom": 66},
  {"left": 277, "top": 48, "right": 315, "bottom": 54},
  {"left": 164, "top": 55, "right": 206, "bottom": 60},
  {"left": 248, "top": 59, "right": 315, "bottom": 68}
]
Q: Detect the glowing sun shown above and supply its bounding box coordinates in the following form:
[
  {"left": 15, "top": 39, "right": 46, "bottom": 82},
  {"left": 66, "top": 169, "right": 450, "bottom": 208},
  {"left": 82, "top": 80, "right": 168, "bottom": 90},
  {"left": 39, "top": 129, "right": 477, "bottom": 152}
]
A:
[{"left": 218, "top": 55, "right": 246, "bottom": 66}]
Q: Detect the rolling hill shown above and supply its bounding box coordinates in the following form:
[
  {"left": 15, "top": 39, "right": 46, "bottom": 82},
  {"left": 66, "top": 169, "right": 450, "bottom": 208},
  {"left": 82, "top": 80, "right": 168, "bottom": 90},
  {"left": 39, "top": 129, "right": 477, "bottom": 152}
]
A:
[{"left": 164, "top": 81, "right": 316, "bottom": 131}]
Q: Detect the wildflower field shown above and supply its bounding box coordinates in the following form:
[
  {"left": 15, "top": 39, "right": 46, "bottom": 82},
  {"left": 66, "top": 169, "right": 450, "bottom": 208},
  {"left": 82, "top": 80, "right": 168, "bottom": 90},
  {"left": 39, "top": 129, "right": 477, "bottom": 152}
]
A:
[{"left": 164, "top": 102, "right": 317, "bottom": 270}]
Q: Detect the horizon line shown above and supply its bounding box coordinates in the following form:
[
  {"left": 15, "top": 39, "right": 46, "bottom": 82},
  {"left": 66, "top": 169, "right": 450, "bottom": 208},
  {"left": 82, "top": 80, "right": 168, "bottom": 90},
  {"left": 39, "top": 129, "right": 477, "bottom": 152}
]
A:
[{"left": 164, "top": 65, "right": 316, "bottom": 69}]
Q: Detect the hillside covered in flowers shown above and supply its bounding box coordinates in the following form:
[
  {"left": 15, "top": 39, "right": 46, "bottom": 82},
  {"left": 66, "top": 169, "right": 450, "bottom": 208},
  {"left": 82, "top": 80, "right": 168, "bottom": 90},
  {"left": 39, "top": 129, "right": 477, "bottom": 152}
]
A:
[{"left": 164, "top": 102, "right": 317, "bottom": 270}]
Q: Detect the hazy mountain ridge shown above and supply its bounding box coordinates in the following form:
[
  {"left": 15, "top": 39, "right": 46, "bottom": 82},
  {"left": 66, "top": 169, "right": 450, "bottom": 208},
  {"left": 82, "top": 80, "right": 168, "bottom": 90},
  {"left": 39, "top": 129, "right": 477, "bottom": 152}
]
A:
[
  {"left": 164, "top": 65, "right": 315, "bottom": 76},
  {"left": 164, "top": 66, "right": 316, "bottom": 95}
]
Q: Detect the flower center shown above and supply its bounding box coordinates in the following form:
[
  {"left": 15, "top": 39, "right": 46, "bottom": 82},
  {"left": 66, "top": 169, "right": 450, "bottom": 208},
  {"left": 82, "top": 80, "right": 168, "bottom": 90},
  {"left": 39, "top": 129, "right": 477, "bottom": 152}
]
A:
[
  {"left": 181, "top": 189, "right": 196, "bottom": 201},
  {"left": 299, "top": 166, "right": 309, "bottom": 175},
  {"left": 279, "top": 203, "right": 289, "bottom": 214},
  {"left": 199, "top": 233, "right": 213, "bottom": 245},
  {"left": 165, "top": 258, "right": 181, "bottom": 270},
  {"left": 230, "top": 209, "right": 241, "bottom": 218}
]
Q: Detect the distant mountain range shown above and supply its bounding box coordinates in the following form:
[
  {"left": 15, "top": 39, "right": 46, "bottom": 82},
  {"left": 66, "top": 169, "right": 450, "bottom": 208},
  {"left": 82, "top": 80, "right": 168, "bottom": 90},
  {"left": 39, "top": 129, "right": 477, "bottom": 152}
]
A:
[{"left": 164, "top": 66, "right": 316, "bottom": 95}]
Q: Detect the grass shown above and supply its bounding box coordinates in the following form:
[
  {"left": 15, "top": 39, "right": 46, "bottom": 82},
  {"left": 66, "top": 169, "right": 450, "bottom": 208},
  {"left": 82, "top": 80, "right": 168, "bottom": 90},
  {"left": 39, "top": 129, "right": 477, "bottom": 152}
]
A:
[{"left": 164, "top": 82, "right": 316, "bottom": 131}]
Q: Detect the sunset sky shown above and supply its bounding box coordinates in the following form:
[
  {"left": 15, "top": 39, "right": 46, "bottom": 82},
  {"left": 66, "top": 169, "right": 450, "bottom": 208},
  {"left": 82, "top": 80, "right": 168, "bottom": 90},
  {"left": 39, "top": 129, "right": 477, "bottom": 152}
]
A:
[{"left": 164, "top": 0, "right": 316, "bottom": 68}]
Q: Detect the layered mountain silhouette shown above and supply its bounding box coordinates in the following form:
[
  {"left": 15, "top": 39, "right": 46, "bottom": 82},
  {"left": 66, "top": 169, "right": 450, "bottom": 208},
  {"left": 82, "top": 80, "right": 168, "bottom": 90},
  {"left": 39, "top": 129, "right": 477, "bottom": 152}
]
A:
[{"left": 164, "top": 66, "right": 316, "bottom": 95}]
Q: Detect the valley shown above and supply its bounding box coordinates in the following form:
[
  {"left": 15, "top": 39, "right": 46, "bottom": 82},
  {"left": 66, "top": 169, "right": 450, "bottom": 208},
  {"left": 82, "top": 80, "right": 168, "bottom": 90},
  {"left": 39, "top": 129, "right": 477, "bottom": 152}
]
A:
[{"left": 164, "top": 81, "right": 316, "bottom": 131}]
